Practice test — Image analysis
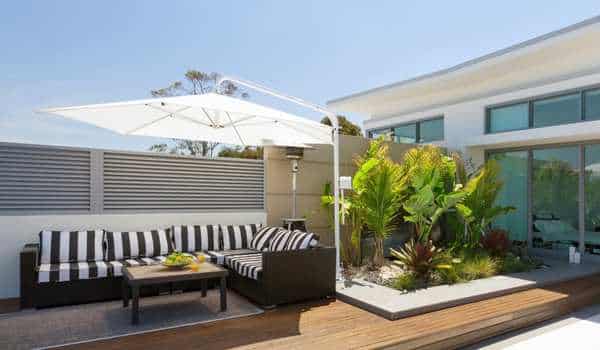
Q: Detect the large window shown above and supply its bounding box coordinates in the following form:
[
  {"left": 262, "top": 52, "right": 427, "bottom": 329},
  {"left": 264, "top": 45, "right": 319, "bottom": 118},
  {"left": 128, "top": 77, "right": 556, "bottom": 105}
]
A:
[
  {"left": 488, "top": 103, "right": 529, "bottom": 133},
  {"left": 487, "top": 85, "right": 600, "bottom": 134},
  {"left": 533, "top": 93, "right": 581, "bottom": 128},
  {"left": 419, "top": 118, "right": 444, "bottom": 143},
  {"left": 394, "top": 124, "right": 417, "bottom": 144},
  {"left": 371, "top": 117, "right": 444, "bottom": 144}
]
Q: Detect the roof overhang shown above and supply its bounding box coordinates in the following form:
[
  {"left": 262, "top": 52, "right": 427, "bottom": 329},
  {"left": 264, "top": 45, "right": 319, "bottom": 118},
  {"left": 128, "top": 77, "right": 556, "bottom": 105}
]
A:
[{"left": 327, "top": 15, "right": 600, "bottom": 118}]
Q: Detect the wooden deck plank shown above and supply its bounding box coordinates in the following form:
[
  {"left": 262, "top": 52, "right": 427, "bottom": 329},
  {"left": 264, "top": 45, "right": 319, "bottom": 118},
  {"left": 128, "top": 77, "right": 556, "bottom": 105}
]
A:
[{"left": 60, "top": 274, "right": 600, "bottom": 350}]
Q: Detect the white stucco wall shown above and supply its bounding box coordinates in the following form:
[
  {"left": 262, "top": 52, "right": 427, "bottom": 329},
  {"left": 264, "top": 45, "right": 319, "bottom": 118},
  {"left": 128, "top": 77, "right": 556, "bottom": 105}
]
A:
[
  {"left": 0, "top": 211, "right": 266, "bottom": 299},
  {"left": 364, "top": 71, "right": 600, "bottom": 166}
]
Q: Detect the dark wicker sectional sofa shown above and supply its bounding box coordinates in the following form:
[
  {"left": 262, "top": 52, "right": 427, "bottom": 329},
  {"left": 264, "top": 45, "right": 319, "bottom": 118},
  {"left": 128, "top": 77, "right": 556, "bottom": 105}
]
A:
[{"left": 20, "top": 225, "right": 336, "bottom": 309}]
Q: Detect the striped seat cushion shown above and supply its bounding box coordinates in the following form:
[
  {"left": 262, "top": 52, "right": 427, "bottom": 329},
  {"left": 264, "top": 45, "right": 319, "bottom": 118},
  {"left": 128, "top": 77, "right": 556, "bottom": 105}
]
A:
[
  {"left": 37, "top": 256, "right": 166, "bottom": 283},
  {"left": 221, "top": 224, "right": 260, "bottom": 250},
  {"left": 39, "top": 230, "right": 104, "bottom": 264},
  {"left": 105, "top": 230, "right": 174, "bottom": 260},
  {"left": 172, "top": 225, "right": 220, "bottom": 253},
  {"left": 268, "top": 228, "right": 294, "bottom": 252},
  {"left": 285, "top": 230, "right": 320, "bottom": 250},
  {"left": 249, "top": 226, "right": 280, "bottom": 251},
  {"left": 224, "top": 253, "right": 263, "bottom": 280},
  {"left": 200, "top": 249, "right": 258, "bottom": 265}
]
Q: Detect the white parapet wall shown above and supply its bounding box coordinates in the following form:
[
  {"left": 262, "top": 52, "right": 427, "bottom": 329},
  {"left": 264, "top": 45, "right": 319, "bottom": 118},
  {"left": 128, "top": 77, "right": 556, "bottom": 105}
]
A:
[{"left": 0, "top": 211, "right": 266, "bottom": 299}]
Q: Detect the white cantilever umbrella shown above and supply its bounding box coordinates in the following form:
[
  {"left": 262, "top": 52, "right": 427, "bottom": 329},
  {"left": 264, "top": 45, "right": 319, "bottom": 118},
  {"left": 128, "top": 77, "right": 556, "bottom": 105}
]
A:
[
  {"left": 40, "top": 92, "right": 332, "bottom": 148},
  {"left": 40, "top": 86, "right": 342, "bottom": 279}
]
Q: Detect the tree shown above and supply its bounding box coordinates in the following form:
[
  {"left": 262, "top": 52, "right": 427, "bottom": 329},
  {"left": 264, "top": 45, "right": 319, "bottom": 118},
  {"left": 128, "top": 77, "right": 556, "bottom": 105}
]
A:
[
  {"left": 148, "top": 69, "right": 248, "bottom": 158},
  {"left": 217, "top": 145, "right": 263, "bottom": 159},
  {"left": 321, "top": 115, "right": 362, "bottom": 136}
]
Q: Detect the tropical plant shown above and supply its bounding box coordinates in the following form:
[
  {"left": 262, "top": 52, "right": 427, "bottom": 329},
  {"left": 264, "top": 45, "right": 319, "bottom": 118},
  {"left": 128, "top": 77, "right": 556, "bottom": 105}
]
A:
[
  {"left": 403, "top": 167, "right": 466, "bottom": 242},
  {"left": 390, "top": 240, "right": 451, "bottom": 280},
  {"left": 480, "top": 229, "right": 510, "bottom": 257},
  {"left": 398, "top": 146, "right": 466, "bottom": 242},
  {"left": 455, "top": 160, "right": 515, "bottom": 248}
]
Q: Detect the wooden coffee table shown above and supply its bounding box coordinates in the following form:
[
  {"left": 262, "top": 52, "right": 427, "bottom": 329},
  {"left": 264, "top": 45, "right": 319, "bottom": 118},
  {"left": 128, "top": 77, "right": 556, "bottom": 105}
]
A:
[{"left": 122, "top": 262, "right": 229, "bottom": 325}]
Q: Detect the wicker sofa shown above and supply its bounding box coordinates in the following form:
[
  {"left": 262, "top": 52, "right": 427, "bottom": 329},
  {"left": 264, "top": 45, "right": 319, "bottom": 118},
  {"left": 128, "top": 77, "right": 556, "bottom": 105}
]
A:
[{"left": 20, "top": 225, "right": 336, "bottom": 309}]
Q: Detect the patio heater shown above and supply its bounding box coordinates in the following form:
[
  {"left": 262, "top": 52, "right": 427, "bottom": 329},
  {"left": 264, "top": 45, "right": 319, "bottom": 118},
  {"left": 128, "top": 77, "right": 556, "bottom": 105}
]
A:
[{"left": 282, "top": 146, "right": 307, "bottom": 231}]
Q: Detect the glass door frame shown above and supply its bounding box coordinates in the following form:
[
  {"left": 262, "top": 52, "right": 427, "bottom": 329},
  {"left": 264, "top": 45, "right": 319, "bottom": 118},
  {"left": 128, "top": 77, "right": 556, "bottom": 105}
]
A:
[{"left": 485, "top": 140, "right": 596, "bottom": 252}]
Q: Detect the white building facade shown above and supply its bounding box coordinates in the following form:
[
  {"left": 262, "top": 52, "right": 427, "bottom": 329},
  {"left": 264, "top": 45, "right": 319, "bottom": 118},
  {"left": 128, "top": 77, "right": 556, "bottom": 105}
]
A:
[{"left": 328, "top": 16, "right": 600, "bottom": 257}]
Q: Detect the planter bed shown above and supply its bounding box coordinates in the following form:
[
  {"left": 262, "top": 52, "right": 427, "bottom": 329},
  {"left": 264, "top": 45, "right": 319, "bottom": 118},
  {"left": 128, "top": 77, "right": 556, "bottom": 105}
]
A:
[{"left": 336, "top": 257, "right": 600, "bottom": 320}]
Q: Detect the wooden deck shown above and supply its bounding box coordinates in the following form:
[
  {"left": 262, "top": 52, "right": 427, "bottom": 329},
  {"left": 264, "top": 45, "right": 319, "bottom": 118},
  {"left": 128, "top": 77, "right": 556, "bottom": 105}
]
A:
[{"left": 62, "top": 274, "right": 600, "bottom": 350}]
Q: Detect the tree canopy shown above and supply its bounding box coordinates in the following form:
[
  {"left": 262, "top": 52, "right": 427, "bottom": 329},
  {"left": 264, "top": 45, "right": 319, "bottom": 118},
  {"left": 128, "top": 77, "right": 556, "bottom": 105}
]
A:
[{"left": 320, "top": 115, "right": 362, "bottom": 136}]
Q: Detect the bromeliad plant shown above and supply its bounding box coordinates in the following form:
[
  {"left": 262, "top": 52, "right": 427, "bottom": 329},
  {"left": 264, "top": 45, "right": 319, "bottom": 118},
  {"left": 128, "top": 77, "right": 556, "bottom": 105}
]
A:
[{"left": 390, "top": 240, "right": 452, "bottom": 281}]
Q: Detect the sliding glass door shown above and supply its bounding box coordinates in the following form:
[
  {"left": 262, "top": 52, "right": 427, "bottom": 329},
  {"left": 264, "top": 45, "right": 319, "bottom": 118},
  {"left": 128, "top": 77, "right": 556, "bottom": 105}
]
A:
[
  {"left": 531, "top": 147, "right": 580, "bottom": 251},
  {"left": 490, "top": 151, "right": 528, "bottom": 243},
  {"left": 585, "top": 145, "right": 600, "bottom": 253},
  {"left": 489, "top": 144, "right": 587, "bottom": 254}
]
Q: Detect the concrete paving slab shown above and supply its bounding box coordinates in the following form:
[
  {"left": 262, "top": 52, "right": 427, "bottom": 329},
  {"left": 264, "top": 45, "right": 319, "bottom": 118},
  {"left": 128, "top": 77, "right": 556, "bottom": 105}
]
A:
[{"left": 336, "top": 258, "right": 600, "bottom": 320}]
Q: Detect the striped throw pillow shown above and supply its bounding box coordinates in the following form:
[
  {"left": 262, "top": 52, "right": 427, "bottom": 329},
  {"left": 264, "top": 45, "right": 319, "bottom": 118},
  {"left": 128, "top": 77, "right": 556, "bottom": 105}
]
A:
[
  {"left": 249, "top": 226, "right": 280, "bottom": 251},
  {"left": 39, "top": 230, "right": 104, "bottom": 264},
  {"left": 268, "top": 229, "right": 294, "bottom": 252},
  {"left": 285, "top": 230, "right": 320, "bottom": 250},
  {"left": 172, "top": 225, "right": 220, "bottom": 253},
  {"left": 221, "top": 224, "right": 260, "bottom": 250},
  {"left": 105, "top": 230, "right": 174, "bottom": 260}
]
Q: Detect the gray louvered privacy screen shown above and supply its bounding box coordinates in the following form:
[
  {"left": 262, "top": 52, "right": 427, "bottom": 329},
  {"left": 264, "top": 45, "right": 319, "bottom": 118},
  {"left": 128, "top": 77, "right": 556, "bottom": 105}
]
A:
[
  {"left": 0, "top": 143, "right": 265, "bottom": 214},
  {"left": 103, "top": 151, "right": 264, "bottom": 211},
  {"left": 0, "top": 144, "right": 91, "bottom": 213}
]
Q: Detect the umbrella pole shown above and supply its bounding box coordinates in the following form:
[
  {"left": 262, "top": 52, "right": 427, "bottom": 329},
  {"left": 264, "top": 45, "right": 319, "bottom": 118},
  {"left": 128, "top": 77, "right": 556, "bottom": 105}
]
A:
[{"left": 216, "top": 76, "right": 343, "bottom": 280}]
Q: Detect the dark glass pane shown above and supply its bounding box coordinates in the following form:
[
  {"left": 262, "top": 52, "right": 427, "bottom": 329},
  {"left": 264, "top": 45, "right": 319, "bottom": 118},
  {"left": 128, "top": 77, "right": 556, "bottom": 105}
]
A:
[
  {"left": 585, "top": 89, "right": 600, "bottom": 121},
  {"left": 584, "top": 144, "right": 600, "bottom": 253},
  {"left": 533, "top": 93, "right": 581, "bottom": 128},
  {"left": 490, "top": 151, "right": 528, "bottom": 243},
  {"left": 419, "top": 118, "right": 444, "bottom": 142},
  {"left": 532, "top": 147, "right": 579, "bottom": 252},
  {"left": 394, "top": 124, "right": 417, "bottom": 144},
  {"left": 488, "top": 103, "right": 529, "bottom": 133}
]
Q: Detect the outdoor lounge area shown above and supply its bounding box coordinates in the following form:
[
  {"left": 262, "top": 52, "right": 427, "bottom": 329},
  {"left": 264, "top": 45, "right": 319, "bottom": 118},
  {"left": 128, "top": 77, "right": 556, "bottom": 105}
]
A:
[{"left": 5, "top": 10, "right": 600, "bottom": 348}]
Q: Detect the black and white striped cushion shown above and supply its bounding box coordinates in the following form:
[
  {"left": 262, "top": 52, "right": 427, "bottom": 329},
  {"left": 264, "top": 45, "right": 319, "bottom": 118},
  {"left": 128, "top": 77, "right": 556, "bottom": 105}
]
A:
[
  {"left": 221, "top": 224, "right": 260, "bottom": 250},
  {"left": 201, "top": 249, "right": 257, "bottom": 265},
  {"left": 172, "top": 225, "right": 220, "bottom": 252},
  {"left": 225, "top": 253, "right": 263, "bottom": 280},
  {"left": 249, "top": 226, "right": 280, "bottom": 251},
  {"left": 39, "top": 230, "right": 104, "bottom": 264},
  {"left": 37, "top": 256, "right": 166, "bottom": 283},
  {"left": 285, "top": 230, "right": 320, "bottom": 250},
  {"left": 105, "top": 230, "right": 173, "bottom": 260},
  {"left": 268, "top": 228, "right": 294, "bottom": 252}
]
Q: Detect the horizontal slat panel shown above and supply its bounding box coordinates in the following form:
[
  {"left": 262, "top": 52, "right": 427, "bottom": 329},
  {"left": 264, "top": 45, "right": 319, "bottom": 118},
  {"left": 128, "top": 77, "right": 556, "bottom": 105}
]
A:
[
  {"left": 0, "top": 144, "right": 91, "bottom": 213},
  {"left": 103, "top": 151, "right": 264, "bottom": 211}
]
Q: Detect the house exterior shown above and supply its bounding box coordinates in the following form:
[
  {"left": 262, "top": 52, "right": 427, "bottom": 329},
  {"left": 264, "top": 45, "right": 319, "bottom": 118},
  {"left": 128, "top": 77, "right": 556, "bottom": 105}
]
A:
[{"left": 327, "top": 16, "right": 600, "bottom": 257}]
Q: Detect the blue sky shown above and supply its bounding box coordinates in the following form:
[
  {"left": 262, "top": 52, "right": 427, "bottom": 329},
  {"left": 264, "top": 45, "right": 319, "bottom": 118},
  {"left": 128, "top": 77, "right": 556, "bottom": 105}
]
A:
[{"left": 1, "top": 1, "right": 599, "bottom": 151}]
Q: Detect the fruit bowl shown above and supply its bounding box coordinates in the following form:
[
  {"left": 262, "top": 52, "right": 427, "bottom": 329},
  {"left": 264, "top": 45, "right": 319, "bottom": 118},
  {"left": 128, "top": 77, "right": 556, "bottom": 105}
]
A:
[{"left": 161, "top": 252, "right": 194, "bottom": 269}]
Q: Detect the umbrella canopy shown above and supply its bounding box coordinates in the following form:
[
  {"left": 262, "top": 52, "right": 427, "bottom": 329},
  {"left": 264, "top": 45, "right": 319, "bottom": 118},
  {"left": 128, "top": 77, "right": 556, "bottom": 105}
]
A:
[{"left": 40, "top": 93, "right": 333, "bottom": 147}]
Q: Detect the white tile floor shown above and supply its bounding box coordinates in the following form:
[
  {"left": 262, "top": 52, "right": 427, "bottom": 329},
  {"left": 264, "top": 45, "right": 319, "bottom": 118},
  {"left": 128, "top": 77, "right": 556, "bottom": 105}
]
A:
[{"left": 471, "top": 304, "right": 600, "bottom": 349}]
